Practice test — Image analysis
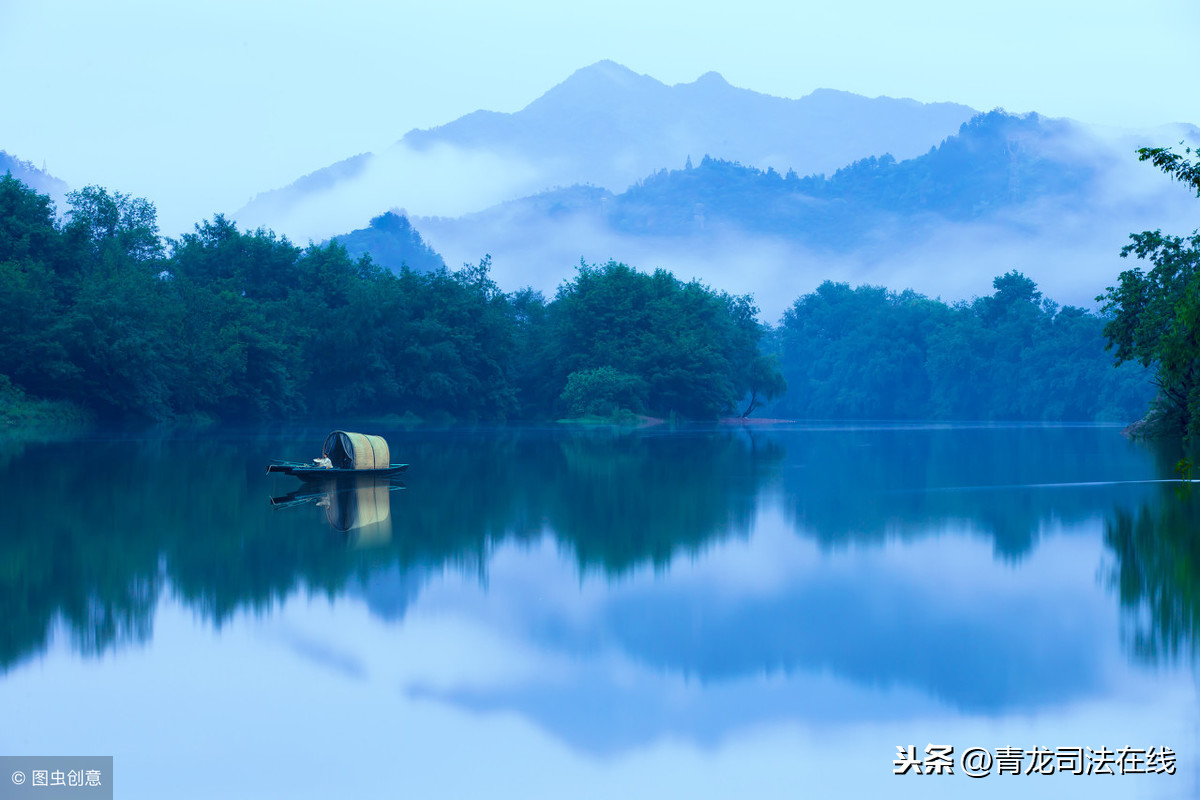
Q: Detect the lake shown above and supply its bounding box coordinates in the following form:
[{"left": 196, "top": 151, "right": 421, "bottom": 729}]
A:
[{"left": 1, "top": 423, "right": 1197, "bottom": 798}]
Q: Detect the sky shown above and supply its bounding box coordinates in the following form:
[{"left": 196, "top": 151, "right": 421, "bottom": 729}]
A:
[{"left": 1, "top": 0, "right": 1199, "bottom": 235}]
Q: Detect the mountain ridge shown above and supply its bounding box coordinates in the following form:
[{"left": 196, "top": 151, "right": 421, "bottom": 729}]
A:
[
  {"left": 395, "top": 109, "right": 1199, "bottom": 318},
  {"left": 403, "top": 60, "right": 980, "bottom": 180},
  {"left": 414, "top": 111, "right": 1090, "bottom": 248},
  {"left": 1, "top": 151, "right": 70, "bottom": 206},
  {"left": 234, "top": 60, "right": 978, "bottom": 237}
]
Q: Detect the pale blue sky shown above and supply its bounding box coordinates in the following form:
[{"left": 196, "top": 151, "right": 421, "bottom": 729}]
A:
[{"left": 1, "top": 0, "right": 1197, "bottom": 232}]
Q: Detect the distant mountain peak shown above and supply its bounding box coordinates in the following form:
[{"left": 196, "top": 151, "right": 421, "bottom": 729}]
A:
[
  {"left": 238, "top": 61, "right": 982, "bottom": 238},
  {"left": 545, "top": 60, "right": 661, "bottom": 99},
  {"left": 570, "top": 59, "right": 644, "bottom": 82},
  {"left": 690, "top": 71, "right": 729, "bottom": 87},
  {"left": 327, "top": 210, "right": 445, "bottom": 274},
  {"left": 807, "top": 87, "right": 857, "bottom": 98}
]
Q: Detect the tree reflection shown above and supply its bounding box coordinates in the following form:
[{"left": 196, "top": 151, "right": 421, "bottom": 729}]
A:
[
  {"left": 533, "top": 429, "right": 781, "bottom": 572},
  {"left": 0, "top": 427, "right": 781, "bottom": 670},
  {"left": 1105, "top": 441, "right": 1200, "bottom": 664},
  {"left": 779, "top": 425, "right": 1153, "bottom": 560},
  {"left": 2, "top": 423, "right": 1176, "bottom": 678}
]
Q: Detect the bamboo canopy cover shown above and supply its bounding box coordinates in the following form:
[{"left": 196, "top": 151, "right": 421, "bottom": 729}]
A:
[{"left": 322, "top": 431, "right": 390, "bottom": 470}]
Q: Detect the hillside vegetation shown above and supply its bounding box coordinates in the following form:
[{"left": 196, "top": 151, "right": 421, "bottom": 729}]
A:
[{"left": 0, "top": 172, "right": 1151, "bottom": 424}]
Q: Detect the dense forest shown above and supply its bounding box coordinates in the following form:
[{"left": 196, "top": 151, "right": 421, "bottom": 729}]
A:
[
  {"left": 605, "top": 111, "right": 1091, "bottom": 247},
  {"left": 771, "top": 272, "right": 1151, "bottom": 421},
  {"left": 0, "top": 172, "right": 1151, "bottom": 424},
  {"left": 0, "top": 174, "right": 777, "bottom": 422}
]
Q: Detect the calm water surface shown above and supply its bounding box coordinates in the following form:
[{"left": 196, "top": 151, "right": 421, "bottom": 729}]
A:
[{"left": 2, "top": 423, "right": 1198, "bottom": 798}]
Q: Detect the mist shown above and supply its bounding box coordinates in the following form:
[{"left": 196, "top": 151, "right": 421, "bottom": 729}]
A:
[
  {"left": 231, "top": 142, "right": 551, "bottom": 243},
  {"left": 413, "top": 121, "right": 1200, "bottom": 322},
  {"left": 218, "top": 107, "right": 1200, "bottom": 328}
]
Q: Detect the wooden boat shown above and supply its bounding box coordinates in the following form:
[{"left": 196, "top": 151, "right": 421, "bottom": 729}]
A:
[
  {"left": 267, "top": 461, "right": 408, "bottom": 480},
  {"left": 267, "top": 430, "right": 408, "bottom": 481}
]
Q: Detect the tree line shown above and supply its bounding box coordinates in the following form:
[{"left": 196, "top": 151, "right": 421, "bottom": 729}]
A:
[
  {"left": 0, "top": 172, "right": 1165, "bottom": 425},
  {"left": 611, "top": 112, "right": 1088, "bottom": 248},
  {"left": 0, "top": 174, "right": 779, "bottom": 422},
  {"left": 770, "top": 271, "right": 1152, "bottom": 422}
]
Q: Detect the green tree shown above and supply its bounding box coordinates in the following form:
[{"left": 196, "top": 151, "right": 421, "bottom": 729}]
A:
[
  {"left": 559, "top": 366, "right": 646, "bottom": 417},
  {"left": 1098, "top": 145, "right": 1200, "bottom": 437},
  {"left": 62, "top": 185, "right": 162, "bottom": 270},
  {"left": 547, "top": 261, "right": 779, "bottom": 419},
  {"left": 164, "top": 217, "right": 306, "bottom": 417},
  {"left": 777, "top": 273, "right": 1149, "bottom": 422},
  {"left": 739, "top": 354, "right": 787, "bottom": 417},
  {"left": 0, "top": 174, "right": 76, "bottom": 396},
  {"left": 52, "top": 186, "right": 176, "bottom": 418}
]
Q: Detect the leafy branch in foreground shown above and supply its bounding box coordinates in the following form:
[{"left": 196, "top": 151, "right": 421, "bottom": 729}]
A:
[
  {"left": 1138, "top": 145, "right": 1200, "bottom": 197},
  {"left": 1099, "top": 145, "right": 1200, "bottom": 437}
]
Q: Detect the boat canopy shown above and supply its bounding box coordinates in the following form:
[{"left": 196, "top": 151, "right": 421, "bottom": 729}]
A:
[{"left": 322, "top": 431, "right": 390, "bottom": 470}]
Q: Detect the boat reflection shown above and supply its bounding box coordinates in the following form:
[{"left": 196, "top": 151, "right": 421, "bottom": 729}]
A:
[{"left": 271, "top": 476, "right": 402, "bottom": 546}]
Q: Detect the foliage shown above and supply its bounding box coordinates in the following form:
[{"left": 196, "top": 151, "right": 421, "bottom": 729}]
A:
[
  {"left": 0, "top": 373, "right": 90, "bottom": 430},
  {"left": 4, "top": 175, "right": 784, "bottom": 423},
  {"left": 1098, "top": 146, "right": 1200, "bottom": 437},
  {"left": 547, "top": 261, "right": 783, "bottom": 419},
  {"left": 1136, "top": 144, "right": 1200, "bottom": 197},
  {"left": 0, "top": 175, "right": 527, "bottom": 422},
  {"left": 0, "top": 172, "right": 1156, "bottom": 425},
  {"left": 559, "top": 366, "right": 646, "bottom": 417},
  {"left": 774, "top": 271, "right": 1152, "bottom": 421}
]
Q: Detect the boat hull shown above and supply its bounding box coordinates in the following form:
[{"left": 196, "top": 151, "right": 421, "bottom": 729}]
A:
[{"left": 267, "top": 463, "right": 409, "bottom": 481}]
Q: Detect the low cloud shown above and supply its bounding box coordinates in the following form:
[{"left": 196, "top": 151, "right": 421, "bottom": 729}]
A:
[
  {"left": 233, "top": 142, "right": 550, "bottom": 243},
  {"left": 413, "top": 121, "right": 1200, "bottom": 323},
  {"left": 223, "top": 117, "right": 1200, "bottom": 322}
]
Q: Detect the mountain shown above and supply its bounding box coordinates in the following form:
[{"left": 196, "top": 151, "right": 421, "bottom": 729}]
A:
[
  {"left": 414, "top": 110, "right": 1093, "bottom": 254},
  {"left": 327, "top": 211, "right": 445, "bottom": 273},
  {"left": 409, "top": 111, "right": 1200, "bottom": 318},
  {"left": 240, "top": 153, "right": 371, "bottom": 224},
  {"left": 401, "top": 60, "right": 977, "bottom": 189},
  {"left": 234, "top": 61, "right": 977, "bottom": 240},
  {"left": 594, "top": 111, "right": 1092, "bottom": 244},
  {"left": 1, "top": 151, "right": 69, "bottom": 206}
]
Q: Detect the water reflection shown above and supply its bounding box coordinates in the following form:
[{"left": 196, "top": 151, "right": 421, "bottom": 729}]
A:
[
  {"left": 777, "top": 425, "right": 1156, "bottom": 559},
  {"left": 2, "top": 422, "right": 1194, "bottom": 732},
  {"left": 398, "top": 529, "right": 1119, "bottom": 755},
  {"left": 0, "top": 427, "right": 780, "bottom": 671},
  {"left": 1106, "top": 484, "right": 1200, "bottom": 665},
  {"left": 271, "top": 476, "right": 400, "bottom": 546}
]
